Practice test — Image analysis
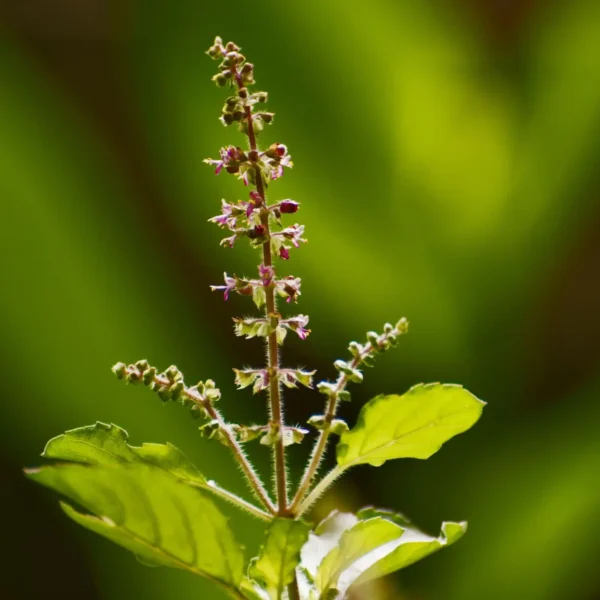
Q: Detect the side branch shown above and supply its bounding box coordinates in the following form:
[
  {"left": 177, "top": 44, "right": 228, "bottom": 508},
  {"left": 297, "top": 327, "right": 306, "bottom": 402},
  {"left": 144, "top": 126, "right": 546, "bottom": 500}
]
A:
[
  {"left": 289, "top": 320, "right": 408, "bottom": 513},
  {"left": 114, "top": 363, "right": 276, "bottom": 514}
]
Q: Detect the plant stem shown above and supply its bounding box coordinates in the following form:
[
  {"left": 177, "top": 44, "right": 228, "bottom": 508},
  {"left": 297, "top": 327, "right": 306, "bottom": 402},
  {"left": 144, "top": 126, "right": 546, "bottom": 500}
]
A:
[
  {"left": 149, "top": 371, "right": 276, "bottom": 514},
  {"left": 289, "top": 355, "right": 361, "bottom": 513},
  {"left": 234, "top": 68, "right": 289, "bottom": 515},
  {"left": 287, "top": 575, "right": 301, "bottom": 600},
  {"left": 296, "top": 465, "right": 346, "bottom": 517},
  {"left": 260, "top": 209, "right": 289, "bottom": 514},
  {"left": 202, "top": 480, "right": 272, "bottom": 521}
]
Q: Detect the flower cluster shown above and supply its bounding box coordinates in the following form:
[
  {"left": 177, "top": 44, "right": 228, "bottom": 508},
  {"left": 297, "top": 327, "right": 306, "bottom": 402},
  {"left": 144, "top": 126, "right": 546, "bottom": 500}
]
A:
[
  {"left": 112, "top": 360, "right": 221, "bottom": 420},
  {"left": 208, "top": 192, "right": 305, "bottom": 261},
  {"left": 204, "top": 143, "right": 292, "bottom": 187},
  {"left": 316, "top": 318, "right": 410, "bottom": 404},
  {"left": 233, "top": 423, "right": 309, "bottom": 447},
  {"left": 233, "top": 313, "right": 310, "bottom": 344},
  {"left": 211, "top": 269, "right": 302, "bottom": 305},
  {"left": 209, "top": 193, "right": 304, "bottom": 264},
  {"left": 233, "top": 367, "right": 316, "bottom": 394}
]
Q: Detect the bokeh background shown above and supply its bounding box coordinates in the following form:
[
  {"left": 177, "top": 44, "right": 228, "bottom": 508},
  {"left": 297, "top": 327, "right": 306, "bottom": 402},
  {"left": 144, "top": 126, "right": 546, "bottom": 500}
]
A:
[{"left": 2, "top": 1, "right": 600, "bottom": 598}]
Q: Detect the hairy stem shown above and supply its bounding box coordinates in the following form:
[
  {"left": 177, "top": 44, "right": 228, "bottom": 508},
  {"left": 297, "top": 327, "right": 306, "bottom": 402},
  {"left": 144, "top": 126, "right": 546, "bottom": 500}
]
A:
[
  {"left": 202, "top": 480, "right": 272, "bottom": 521},
  {"left": 148, "top": 371, "right": 276, "bottom": 514},
  {"left": 234, "top": 68, "right": 289, "bottom": 515},
  {"left": 290, "top": 348, "right": 371, "bottom": 513},
  {"left": 296, "top": 465, "right": 347, "bottom": 517}
]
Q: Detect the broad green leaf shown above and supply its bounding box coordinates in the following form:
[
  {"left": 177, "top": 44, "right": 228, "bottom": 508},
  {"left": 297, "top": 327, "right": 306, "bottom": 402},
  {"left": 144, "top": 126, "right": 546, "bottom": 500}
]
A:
[
  {"left": 337, "top": 383, "right": 485, "bottom": 468},
  {"left": 348, "top": 520, "right": 467, "bottom": 590},
  {"left": 25, "top": 463, "right": 245, "bottom": 595},
  {"left": 315, "top": 517, "right": 403, "bottom": 593},
  {"left": 249, "top": 518, "right": 311, "bottom": 600},
  {"left": 42, "top": 422, "right": 206, "bottom": 486}
]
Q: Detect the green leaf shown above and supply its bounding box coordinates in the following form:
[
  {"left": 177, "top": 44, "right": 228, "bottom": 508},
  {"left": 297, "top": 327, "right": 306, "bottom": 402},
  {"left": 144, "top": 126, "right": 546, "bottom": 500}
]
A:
[
  {"left": 239, "top": 577, "right": 270, "bottom": 600},
  {"left": 337, "top": 383, "right": 485, "bottom": 468},
  {"left": 355, "top": 506, "right": 413, "bottom": 529},
  {"left": 315, "top": 517, "right": 403, "bottom": 593},
  {"left": 249, "top": 518, "right": 311, "bottom": 599},
  {"left": 42, "top": 422, "right": 207, "bottom": 486},
  {"left": 310, "top": 509, "right": 467, "bottom": 597},
  {"left": 300, "top": 511, "right": 359, "bottom": 581},
  {"left": 26, "top": 463, "right": 245, "bottom": 594},
  {"left": 348, "top": 521, "right": 467, "bottom": 590}
]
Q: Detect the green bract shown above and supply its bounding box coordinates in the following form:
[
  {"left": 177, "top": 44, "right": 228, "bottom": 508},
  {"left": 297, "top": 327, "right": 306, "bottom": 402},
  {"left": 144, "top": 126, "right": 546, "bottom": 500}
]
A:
[{"left": 337, "top": 384, "right": 485, "bottom": 468}]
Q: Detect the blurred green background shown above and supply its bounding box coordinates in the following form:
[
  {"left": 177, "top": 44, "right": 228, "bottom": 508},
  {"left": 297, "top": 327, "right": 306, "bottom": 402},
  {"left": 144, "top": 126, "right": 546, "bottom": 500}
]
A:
[{"left": 2, "top": 0, "right": 600, "bottom": 598}]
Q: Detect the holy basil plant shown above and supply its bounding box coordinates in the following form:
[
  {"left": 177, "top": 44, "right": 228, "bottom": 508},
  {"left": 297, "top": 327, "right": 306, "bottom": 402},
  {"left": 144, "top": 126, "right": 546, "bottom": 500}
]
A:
[{"left": 26, "top": 36, "right": 485, "bottom": 600}]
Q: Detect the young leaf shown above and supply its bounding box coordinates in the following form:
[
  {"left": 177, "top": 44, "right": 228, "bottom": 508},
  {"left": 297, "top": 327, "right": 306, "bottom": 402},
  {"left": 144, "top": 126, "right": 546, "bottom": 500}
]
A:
[
  {"left": 300, "top": 511, "right": 359, "bottom": 583},
  {"left": 347, "top": 520, "right": 467, "bottom": 590},
  {"left": 41, "top": 422, "right": 207, "bottom": 486},
  {"left": 311, "top": 509, "right": 467, "bottom": 597},
  {"left": 315, "top": 517, "right": 403, "bottom": 593},
  {"left": 337, "top": 383, "right": 485, "bottom": 468},
  {"left": 26, "top": 463, "right": 245, "bottom": 594},
  {"left": 249, "top": 518, "right": 311, "bottom": 599}
]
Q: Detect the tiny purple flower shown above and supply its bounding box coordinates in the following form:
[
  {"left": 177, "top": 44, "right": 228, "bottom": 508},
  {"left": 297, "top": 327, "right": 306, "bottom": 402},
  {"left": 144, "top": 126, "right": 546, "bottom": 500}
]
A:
[
  {"left": 250, "top": 190, "right": 263, "bottom": 205},
  {"left": 259, "top": 264, "right": 275, "bottom": 286},
  {"left": 279, "top": 200, "right": 299, "bottom": 214}
]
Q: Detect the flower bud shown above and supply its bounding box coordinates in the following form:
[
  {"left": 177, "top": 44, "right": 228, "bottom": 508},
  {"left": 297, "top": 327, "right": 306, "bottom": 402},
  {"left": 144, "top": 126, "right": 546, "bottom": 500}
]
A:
[
  {"left": 396, "top": 317, "right": 409, "bottom": 334},
  {"left": 212, "top": 72, "right": 228, "bottom": 87},
  {"left": 248, "top": 224, "right": 267, "bottom": 240},
  {"left": 367, "top": 331, "right": 380, "bottom": 348},
  {"left": 317, "top": 381, "right": 337, "bottom": 397},
  {"left": 169, "top": 381, "right": 185, "bottom": 401},
  {"left": 338, "top": 390, "right": 351, "bottom": 402},
  {"left": 348, "top": 342, "right": 362, "bottom": 357},
  {"left": 158, "top": 386, "right": 172, "bottom": 403},
  {"left": 279, "top": 200, "right": 299, "bottom": 214},
  {"left": 142, "top": 367, "right": 156, "bottom": 386},
  {"left": 166, "top": 365, "right": 183, "bottom": 382},
  {"left": 330, "top": 419, "right": 349, "bottom": 435},
  {"left": 220, "top": 113, "right": 234, "bottom": 126},
  {"left": 307, "top": 415, "right": 327, "bottom": 430},
  {"left": 257, "top": 112, "right": 274, "bottom": 124},
  {"left": 112, "top": 362, "right": 127, "bottom": 380},
  {"left": 250, "top": 190, "right": 263, "bottom": 205},
  {"left": 252, "top": 91, "right": 268, "bottom": 103},
  {"left": 206, "top": 37, "right": 224, "bottom": 59}
]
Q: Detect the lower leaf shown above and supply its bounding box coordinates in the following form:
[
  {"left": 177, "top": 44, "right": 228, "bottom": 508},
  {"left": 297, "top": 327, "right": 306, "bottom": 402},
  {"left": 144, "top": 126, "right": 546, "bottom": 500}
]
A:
[
  {"left": 303, "top": 509, "right": 467, "bottom": 598},
  {"left": 26, "top": 463, "right": 245, "bottom": 594}
]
